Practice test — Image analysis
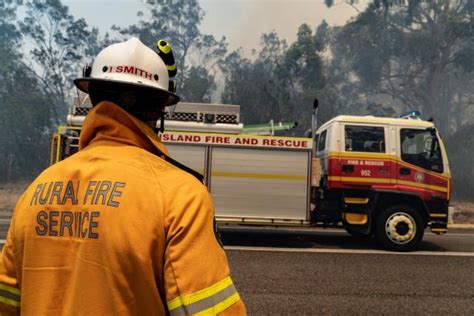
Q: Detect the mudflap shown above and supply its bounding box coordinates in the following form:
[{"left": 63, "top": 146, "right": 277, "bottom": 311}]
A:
[{"left": 342, "top": 195, "right": 372, "bottom": 236}]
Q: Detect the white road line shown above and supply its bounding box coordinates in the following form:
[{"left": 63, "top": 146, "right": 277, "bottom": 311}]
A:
[
  {"left": 221, "top": 227, "right": 474, "bottom": 237},
  {"left": 220, "top": 225, "right": 474, "bottom": 232},
  {"left": 435, "top": 233, "right": 474, "bottom": 237},
  {"left": 224, "top": 246, "right": 474, "bottom": 257}
]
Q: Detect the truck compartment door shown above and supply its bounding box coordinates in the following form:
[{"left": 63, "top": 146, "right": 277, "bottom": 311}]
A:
[{"left": 210, "top": 147, "right": 309, "bottom": 221}]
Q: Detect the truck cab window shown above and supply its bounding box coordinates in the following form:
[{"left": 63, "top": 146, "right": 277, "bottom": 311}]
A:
[
  {"left": 317, "top": 130, "right": 327, "bottom": 151},
  {"left": 345, "top": 126, "right": 385, "bottom": 153},
  {"left": 400, "top": 128, "right": 443, "bottom": 173}
]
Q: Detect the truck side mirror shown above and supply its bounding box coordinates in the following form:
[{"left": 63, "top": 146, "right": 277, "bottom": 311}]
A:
[{"left": 313, "top": 99, "right": 319, "bottom": 110}]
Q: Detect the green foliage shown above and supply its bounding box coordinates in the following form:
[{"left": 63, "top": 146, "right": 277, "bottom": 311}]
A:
[
  {"left": 285, "top": 24, "right": 325, "bottom": 91},
  {"left": 222, "top": 27, "right": 332, "bottom": 134},
  {"left": 19, "top": 0, "right": 102, "bottom": 124},
  {"left": 0, "top": 1, "right": 21, "bottom": 68},
  {"left": 1, "top": 0, "right": 106, "bottom": 181},
  {"left": 114, "top": 0, "right": 227, "bottom": 102},
  {"left": 0, "top": 66, "right": 52, "bottom": 181},
  {"left": 329, "top": 1, "right": 473, "bottom": 132},
  {"left": 222, "top": 33, "right": 289, "bottom": 124},
  {"left": 181, "top": 66, "right": 215, "bottom": 103},
  {"left": 0, "top": 0, "right": 51, "bottom": 181},
  {"left": 445, "top": 124, "right": 474, "bottom": 200}
]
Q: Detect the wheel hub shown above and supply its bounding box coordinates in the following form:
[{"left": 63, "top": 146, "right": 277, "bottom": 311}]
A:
[
  {"left": 385, "top": 212, "right": 416, "bottom": 245},
  {"left": 395, "top": 222, "right": 409, "bottom": 235}
]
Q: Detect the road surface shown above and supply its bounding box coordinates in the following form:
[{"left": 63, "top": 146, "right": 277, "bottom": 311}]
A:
[
  {"left": 0, "top": 219, "right": 472, "bottom": 314},
  {"left": 220, "top": 227, "right": 474, "bottom": 314}
]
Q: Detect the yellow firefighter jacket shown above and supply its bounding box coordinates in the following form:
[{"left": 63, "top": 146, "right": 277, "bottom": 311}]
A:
[{"left": 0, "top": 101, "right": 246, "bottom": 315}]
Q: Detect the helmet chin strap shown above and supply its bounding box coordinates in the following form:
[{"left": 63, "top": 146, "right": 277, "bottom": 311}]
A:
[{"left": 159, "top": 110, "right": 165, "bottom": 133}]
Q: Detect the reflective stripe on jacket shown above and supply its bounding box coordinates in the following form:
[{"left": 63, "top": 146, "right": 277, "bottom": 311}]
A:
[{"left": 0, "top": 101, "right": 246, "bottom": 315}]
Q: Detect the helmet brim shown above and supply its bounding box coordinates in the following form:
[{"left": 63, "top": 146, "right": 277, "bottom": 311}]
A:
[{"left": 73, "top": 77, "right": 180, "bottom": 107}]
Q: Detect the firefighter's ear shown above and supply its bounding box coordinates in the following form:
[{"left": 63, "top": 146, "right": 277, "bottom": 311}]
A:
[{"left": 83, "top": 65, "right": 92, "bottom": 78}]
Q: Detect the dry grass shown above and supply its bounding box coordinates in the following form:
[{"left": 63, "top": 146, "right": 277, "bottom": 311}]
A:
[
  {"left": 451, "top": 201, "right": 474, "bottom": 224},
  {"left": 0, "top": 182, "right": 30, "bottom": 216}
]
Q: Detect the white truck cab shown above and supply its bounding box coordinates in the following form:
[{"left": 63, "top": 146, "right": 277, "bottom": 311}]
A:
[{"left": 314, "top": 114, "right": 451, "bottom": 250}]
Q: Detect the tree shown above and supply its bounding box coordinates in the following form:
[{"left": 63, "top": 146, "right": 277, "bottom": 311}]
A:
[
  {"left": 221, "top": 32, "right": 292, "bottom": 125},
  {"left": 283, "top": 23, "right": 331, "bottom": 127},
  {"left": 222, "top": 26, "right": 331, "bottom": 133},
  {"left": 0, "top": 0, "right": 52, "bottom": 181},
  {"left": 328, "top": 1, "right": 473, "bottom": 134},
  {"left": 19, "top": 0, "right": 102, "bottom": 124},
  {"left": 326, "top": 0, "right": 474, "bottom": 200},
  {"left": 114, "top": 0, "right": 227, "bottom": 102},
  {"left": 0, "top": 0, "right": 21, "bottom": 72},
  {"left": 446, "top": 124, "right": 474, "bottom": 200},
  {"left": 181, "top": 66, "right": 215, "bottom": 103}
]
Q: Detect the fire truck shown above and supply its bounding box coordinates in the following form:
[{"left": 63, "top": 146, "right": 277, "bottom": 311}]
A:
[{"left": 51, "top": 97, "right": 451, "bottom": 251}]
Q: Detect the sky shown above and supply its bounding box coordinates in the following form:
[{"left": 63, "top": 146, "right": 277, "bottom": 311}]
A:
[{"left": 63, "top": 0, "right": 369, "bottom": 55}]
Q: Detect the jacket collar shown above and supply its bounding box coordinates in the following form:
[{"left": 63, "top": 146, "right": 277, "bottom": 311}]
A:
[{"left": 79, "top": 101, "right": 169, "bottom": 156}]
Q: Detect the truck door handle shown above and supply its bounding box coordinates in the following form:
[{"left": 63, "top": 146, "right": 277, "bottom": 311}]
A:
[
  {"left": 342, "top": 165, "right": 354, "bottom": 173},
  {"left": 399, "top": 168, "right": 411, "bottom": 175}
]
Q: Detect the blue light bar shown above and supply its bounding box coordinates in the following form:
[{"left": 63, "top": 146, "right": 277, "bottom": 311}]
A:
[{"left": 399, "top": 110, "right": 421, "bottom": 119}]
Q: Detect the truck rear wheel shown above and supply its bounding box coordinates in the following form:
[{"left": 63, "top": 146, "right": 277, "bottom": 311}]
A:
[{"left": 375, "top": 205, "right": 424, "bottom": 251}]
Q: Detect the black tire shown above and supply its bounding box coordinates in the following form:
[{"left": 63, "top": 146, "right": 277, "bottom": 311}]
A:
[{"left": 375, "top": 204, "right": 424, "bottom": 251}]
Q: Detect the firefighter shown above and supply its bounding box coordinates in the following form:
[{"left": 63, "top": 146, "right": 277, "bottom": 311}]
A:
[{"left": 0, "top": 38, "right": 246, "bottom": 315}]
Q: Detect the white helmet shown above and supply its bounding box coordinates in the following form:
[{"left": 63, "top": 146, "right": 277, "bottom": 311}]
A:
[{"left": 74, "top": 37, "right": 179, "bottom": 107}]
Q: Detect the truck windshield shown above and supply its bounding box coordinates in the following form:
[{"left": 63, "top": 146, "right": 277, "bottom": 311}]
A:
[
  {"left": 400, "top": 128, "right": 443, "bottom": 173},
  {"left": 317, "top": 130, "right": 327, "bottom": 151}
]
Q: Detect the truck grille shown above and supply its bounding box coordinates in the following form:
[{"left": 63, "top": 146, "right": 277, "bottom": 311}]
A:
[
  {"left": 164, "top": 112, "right": 198, "bottom": 121},
  {"left": 74, "top": 106, "right": 92, "bottom": 116},
  {"left": 164, "top": 112, "right": 238, "bottom": 124},
  {"left": 216, "top": 114, "right": 238, "bottom": 124}
]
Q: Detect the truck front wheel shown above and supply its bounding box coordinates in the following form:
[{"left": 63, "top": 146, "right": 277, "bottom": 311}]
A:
[{"left": 375, "top": 205, "right": 424, "bottom": 251}]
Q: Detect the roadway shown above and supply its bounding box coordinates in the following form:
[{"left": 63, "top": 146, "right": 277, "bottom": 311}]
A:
[
  {"left": 0, "top": 219, "right": 472, "bottom": 314},
  {"left": 221, "top": 227, "right": 474, "bottom": 314}
]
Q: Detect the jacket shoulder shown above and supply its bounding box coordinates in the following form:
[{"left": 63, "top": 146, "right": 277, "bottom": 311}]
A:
[{"left": 140, "top": 150, "right": 205, "bottom": 189}]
